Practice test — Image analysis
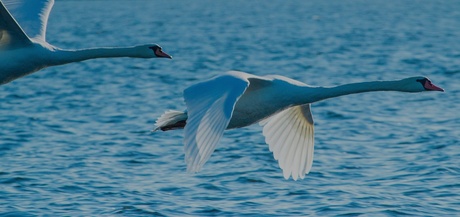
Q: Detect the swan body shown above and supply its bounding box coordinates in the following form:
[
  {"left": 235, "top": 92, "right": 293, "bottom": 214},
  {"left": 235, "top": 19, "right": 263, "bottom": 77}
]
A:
[
  {"left": 0, "top": 0, "right": 171, "bottom": 85},
  {"left": 155, "top": 71, "right": 444, "bottom": 180}
]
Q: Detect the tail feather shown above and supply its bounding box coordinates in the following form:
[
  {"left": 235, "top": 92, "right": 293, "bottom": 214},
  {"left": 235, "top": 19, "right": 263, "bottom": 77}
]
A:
[{"left": 154, "top": 110, "right": 188, "bottom": 131}]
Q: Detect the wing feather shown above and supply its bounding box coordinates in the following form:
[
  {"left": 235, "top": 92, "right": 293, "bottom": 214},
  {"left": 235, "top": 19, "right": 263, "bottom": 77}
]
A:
[
  {"left": 298, "top": 128, "right": 308, "bottom": 179},
  {"left": 280, "top": 114, "right": 299, "bottom": 179},
  {"left": 0, "top": 0, "right": 31, "bottom": 48},
  {"left": 288, "top": 117, "right": 305, "bottom": 177},
  {"left": 2, "top": 0, "right": 54, "bottom": 41},
  {"left": 279, "top": 118, "right": 298, "bottom": 166},
  {"left": 260, "top": 104, "right": 315, "bottom": 180},
  {"left": 183, "top": 74, "right": 249, "bottom": 172}
]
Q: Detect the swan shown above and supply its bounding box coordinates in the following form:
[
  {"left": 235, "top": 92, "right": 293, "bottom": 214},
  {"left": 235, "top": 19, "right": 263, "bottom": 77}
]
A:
[
  {"left": 154, "top": 71, "right": 444, "bottom": 180},
  {"left": 0, "top": 0, "right": 171, "bottom": 85}
]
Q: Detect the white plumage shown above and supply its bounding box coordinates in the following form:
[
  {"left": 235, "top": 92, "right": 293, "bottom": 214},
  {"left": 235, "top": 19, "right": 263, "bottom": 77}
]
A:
[
  {"left": 155, "top": 75, "right": 444, "bottom": 180},
  {"left": 0, "top": 0, "right": 171, "bottom": 85},
  {"left": 156, "top": 71, "right": 443, "bottom": 180}
]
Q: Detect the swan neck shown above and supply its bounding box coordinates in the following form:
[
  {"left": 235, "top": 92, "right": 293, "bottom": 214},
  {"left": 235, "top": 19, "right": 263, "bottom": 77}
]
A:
[
  {"left": 307, "top": 80, "right": 403, "bottom": 103},
  {"left": 50, "top": 47, "right": 142, "bottom": 65}
]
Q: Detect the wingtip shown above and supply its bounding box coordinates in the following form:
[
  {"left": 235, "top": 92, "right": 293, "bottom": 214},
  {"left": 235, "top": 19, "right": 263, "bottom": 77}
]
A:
[{"left": 186, "top": 164, "right": 202, "bottom": 173}]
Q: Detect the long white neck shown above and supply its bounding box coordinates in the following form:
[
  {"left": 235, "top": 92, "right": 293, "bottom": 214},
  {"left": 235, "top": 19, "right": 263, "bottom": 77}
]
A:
[
  {"left": 48, "top": 46, "right": 147, "bottom": 66},
  {"left": 298, "top": 80, "right": 411, "bottom": 104}
]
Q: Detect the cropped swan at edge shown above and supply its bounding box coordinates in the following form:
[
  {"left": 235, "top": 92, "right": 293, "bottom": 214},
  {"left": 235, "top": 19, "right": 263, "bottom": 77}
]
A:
[
  {"left": 154, "top": 71, "right": 444, "bottom": 181},
  {"left": 0, "top": 0, "right": 171, "bottom": 85}
]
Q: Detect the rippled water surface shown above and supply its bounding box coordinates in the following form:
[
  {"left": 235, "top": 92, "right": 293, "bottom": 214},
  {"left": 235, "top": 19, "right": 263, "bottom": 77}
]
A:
[{"left": 1, "top": 0, "right": 459, "bottom": 216}]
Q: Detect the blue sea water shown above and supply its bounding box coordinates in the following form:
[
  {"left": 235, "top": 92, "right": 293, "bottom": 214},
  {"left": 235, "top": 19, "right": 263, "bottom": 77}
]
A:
[{"left": 1, "top": 0, "right": 460, "bottom": 216}]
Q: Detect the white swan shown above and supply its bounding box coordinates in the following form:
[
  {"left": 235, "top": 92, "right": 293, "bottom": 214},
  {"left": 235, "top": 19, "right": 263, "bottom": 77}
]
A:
[
  {"left": 154, "top": 71, "right": 444, "bottom": 180},
  {"left": 0, "top": 0, "right": 171, "bottom": 85}
]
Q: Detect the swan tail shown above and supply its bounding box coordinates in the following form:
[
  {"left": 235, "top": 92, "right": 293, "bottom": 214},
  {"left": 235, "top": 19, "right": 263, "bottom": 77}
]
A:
[{"left": 153, "top": 110, "right": 188, "bottom": 131}]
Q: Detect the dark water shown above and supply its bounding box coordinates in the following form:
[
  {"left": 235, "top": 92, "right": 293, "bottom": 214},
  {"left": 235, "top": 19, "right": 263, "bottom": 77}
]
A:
[{"left": 1, "top": 0, "right": 459, "bottom": 216}]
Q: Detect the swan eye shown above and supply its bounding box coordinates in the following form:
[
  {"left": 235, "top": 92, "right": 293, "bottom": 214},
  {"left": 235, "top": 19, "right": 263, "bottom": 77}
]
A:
[
  {"left": 148, "top": 46, "right": 159, "bottom": 52},
  {"left": 416, "top": 78, "right": 427, "bottom": 85}
]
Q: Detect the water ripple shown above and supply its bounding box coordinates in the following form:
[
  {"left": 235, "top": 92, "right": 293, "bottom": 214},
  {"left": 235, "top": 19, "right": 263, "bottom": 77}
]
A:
[{"left": 1, "top": 0, "right": 459, "bottom": 216}]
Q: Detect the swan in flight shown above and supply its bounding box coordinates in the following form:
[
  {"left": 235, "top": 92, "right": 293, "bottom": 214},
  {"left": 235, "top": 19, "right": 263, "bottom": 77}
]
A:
[
  {"left": 154, "top": 71, "right": 444, "bottom": 180},
  {"left": 0, "top": 0, "right": 171, "bottom": 85}
]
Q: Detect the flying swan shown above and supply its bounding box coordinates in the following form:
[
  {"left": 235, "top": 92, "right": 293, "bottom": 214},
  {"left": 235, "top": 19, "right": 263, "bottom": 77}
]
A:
[
  {"left": 0, "top": 0, "right": 171, "bottom": 85},
  {"left": 154, "top": 71, "right": 444, "bottom": 180}
]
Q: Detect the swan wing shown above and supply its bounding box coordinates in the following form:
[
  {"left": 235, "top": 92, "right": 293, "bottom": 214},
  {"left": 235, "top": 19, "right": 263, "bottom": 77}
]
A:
[
  {"left": 0, "top": 0, "right": 32, "bottom": 48},
  {"left": 183, "top": 73, "right": 249, "bottom": 172},
  {"left": 1, "top": 0, "right": 54, "bottom": 41},
  {"left": 260, "top": 104, "right": 315, "bottom": 180}
]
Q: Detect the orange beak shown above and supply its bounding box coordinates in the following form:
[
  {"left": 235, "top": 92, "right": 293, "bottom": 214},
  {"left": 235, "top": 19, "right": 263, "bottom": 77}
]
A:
[
  {"left": 425, "top": 82, "right": 444, "bottom": 92},
  {"left": 155, "top": 49, "right": 172, "bottom": 59}
]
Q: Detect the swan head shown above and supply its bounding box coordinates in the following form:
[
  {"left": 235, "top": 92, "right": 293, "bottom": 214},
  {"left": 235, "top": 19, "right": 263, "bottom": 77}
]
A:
[
  {"left": 144, "top": 44, "right": 172, "bottom": 58},
  {"left": 400, "top": 76, "right": 444, "bottom": 92}
]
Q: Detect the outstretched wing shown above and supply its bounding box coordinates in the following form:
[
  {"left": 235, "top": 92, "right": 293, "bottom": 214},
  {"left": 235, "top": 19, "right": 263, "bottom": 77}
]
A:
[
  {"left": 260, "top": 104, "right": 315, "bottom": 180},
  {"left": 2, "top": 0, "right": 54, "bottom": 41},
  {"left": 183, "top": 73, "right": 249, "bottom": 172},
  {"left": 0, "top": 0, "right": 31, "bottom": 48}
]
